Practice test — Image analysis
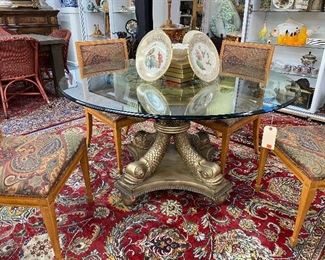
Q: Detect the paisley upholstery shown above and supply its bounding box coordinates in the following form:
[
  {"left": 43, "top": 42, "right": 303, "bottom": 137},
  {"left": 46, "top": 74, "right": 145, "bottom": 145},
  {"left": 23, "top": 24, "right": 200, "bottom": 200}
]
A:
[
  {"left": 276, "top": 126, "right": 325, "bottom": 181},
  {"left": 218, "top": 118, "right": 243, "bottom": 126},
  {"left": 0, "top": 132, "right": 84, "bottom": 197},
  {"left": 102, "top": 112, "right": 125, "bottom": 121}
]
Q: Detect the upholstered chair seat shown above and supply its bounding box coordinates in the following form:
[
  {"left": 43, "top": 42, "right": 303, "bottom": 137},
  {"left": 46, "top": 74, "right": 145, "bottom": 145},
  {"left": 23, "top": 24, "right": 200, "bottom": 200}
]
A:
[
  {"left": 275, "top": 126, "right": 325, "bottom": 181},
  {"left": 0, "top": 133, "right": 84, "bottom": 197},
  {"left": 0, "top": 131, "right": 93, "bottom": 260},
  {"left": 255, "top": 125, "right": 325, "bottom": 247}
]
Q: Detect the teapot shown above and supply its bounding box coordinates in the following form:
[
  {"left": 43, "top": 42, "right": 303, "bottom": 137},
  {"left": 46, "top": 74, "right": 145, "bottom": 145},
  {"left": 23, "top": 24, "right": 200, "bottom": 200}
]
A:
[{"left": 301, "top": 51, "right": 317, "bottom": 66}]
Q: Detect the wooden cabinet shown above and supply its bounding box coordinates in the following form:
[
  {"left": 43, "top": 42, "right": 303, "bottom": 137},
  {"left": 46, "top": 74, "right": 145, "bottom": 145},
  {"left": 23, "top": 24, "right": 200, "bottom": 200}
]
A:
[{"left": 0, "top": 8, "right": 59, "bottom": 35}]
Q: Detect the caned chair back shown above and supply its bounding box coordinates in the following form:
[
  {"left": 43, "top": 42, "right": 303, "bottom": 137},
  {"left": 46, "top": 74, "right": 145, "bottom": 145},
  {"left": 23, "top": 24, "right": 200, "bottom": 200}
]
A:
[
  {"left": 220, "top": 40, "right": 274, "bottom": 84},
  {"left": 0, "top": 35, "right": 39, "bottom": 80},
  {"left": 75, "top": 39, "right": 128, "bottom": 78}
]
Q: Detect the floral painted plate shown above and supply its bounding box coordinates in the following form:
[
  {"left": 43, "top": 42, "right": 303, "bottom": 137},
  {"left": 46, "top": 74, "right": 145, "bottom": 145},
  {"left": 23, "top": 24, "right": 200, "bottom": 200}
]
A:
[
  {"left": 136, "top": 83, "right": 171, "bottom": 115},
  {"left": 136, "top": 29, "right": 173, "bottom": 82},
  {"left": 185, "top": 84, "right": 218, "bottom": 115},
  {"left": 183, "top": 31, "right": 220, "bottom": 83},
  {"left": 272, "top": 0, "right": 294, "bottom": 9}
]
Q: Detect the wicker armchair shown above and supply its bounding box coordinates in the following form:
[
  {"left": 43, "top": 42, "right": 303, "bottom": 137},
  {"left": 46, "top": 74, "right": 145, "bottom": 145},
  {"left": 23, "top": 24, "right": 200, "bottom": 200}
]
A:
[
  {"left": 0, "top": 26, "right": 13, "bottom": 35},
  {"left": 0, "top": 35, "right": 50, "bottom": 118}
]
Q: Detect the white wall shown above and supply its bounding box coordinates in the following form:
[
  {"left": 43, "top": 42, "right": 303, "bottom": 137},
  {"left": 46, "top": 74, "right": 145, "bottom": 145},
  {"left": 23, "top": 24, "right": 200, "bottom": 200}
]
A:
[{"left": 153, "top": 0, "right": 181, "bottom": 28}]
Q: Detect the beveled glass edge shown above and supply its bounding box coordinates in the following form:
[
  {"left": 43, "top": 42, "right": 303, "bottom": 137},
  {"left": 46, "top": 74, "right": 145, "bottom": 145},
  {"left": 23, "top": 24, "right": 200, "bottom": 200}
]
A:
[{"left": 59, "top": 87, "right": 299, "bottom": 121}]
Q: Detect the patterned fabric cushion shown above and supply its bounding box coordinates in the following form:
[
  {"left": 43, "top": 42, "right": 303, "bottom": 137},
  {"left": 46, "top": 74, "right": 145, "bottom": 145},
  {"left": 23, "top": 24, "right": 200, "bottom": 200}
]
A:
[
  {"left": 217, "top": 118, "right": 243, "bottom": 126},
  {"left": 102, "top": 112, "right": 125, "bottom": 121},
  {"left": 0, "top": 132, "right": 84, "bottom": 197},
  {"left": 276, "top": 126, "right": 325, "bottom": 181}
]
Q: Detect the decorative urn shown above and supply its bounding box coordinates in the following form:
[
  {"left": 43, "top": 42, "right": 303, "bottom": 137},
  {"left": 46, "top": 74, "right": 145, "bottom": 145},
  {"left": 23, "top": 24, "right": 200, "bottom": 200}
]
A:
[{"left": 301, "top": 51, "right": 317, "bottom": 67}]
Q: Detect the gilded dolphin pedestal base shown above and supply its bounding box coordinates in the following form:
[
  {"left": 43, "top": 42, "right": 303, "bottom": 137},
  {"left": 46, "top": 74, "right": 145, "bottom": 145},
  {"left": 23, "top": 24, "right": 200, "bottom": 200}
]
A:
[{"left": 116, "top": 120, "right": 232, "bottom": 205}]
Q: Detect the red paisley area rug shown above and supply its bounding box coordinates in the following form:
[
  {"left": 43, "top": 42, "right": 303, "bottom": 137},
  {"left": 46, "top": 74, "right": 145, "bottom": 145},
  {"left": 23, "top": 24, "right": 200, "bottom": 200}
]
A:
[{"left": 0, "top": 97, "right": 324, "bottom": 259}]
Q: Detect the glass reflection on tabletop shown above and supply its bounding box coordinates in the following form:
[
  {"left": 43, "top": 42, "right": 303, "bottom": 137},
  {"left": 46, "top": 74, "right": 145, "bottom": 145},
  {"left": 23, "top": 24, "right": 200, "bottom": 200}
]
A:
[{"left": 59, "top": 64, "right": 300, "bottom": 120}]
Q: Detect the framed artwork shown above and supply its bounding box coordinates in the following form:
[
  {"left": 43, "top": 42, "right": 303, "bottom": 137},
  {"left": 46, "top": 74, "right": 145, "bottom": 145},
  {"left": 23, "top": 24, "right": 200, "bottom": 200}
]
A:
[
  {"left": 75, "top": 39, "right": 128, "bottom": 78},
  {"left": 220, "top": 40, "right": 274, "bottom": 84}
]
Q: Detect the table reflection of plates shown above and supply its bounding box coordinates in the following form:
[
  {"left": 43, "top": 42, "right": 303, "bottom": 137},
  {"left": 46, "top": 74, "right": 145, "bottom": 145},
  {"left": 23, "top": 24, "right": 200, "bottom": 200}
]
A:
[
  {"left": 185, "top": 85, "right": 218, "bottom": 115},
  {"left": 183, "top": 31, "right": 220, "bottom": 83},
  {"left": 272, "top": 0, "right": 294, "bottom": 9},
  {"left": 136, "top": 83, "right": 171, "bottom": 115},
  {"left": 136, "top": 29, "right": 172, "bottom": 82}
]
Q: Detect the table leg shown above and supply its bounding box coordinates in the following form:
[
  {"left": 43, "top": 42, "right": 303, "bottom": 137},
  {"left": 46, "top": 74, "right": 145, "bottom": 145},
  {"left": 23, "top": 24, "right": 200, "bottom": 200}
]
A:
[
  {"left": 116, "top": 120, "right": 232, "bottom": 205},
  {"left": 50, "top": 44, "right": 65, "bottom": 96}
]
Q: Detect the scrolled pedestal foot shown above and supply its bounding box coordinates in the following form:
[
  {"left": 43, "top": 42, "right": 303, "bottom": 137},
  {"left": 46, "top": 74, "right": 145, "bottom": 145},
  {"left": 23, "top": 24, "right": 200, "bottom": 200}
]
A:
[{"left": 175, "top": 132, "right": 223, "bottom": 187}]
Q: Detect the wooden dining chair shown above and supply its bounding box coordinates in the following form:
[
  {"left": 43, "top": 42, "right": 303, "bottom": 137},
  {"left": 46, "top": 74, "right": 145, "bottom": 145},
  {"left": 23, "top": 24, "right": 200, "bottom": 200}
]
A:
[
  {"left": 197, "top": 41, "right": 274, "bottom": 173},
  {"left": 255, "top": 125, "right": 325, "bottom": 246},
  {"left": 0, "top": 130, "right": 93, "bottom": 259},
  {"left": 0, "top": 35, "right": 50, "bottom": 118},
  {"left": 75, "top": 39, "right": 140, "bottom": 174}
]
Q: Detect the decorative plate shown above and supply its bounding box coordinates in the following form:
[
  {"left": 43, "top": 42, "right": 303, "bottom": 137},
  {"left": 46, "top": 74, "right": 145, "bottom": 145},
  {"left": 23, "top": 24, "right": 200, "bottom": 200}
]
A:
[
  {"left": 185, "top": 84, "right": 217, "bottom": 115},
  {"left": 183, "top": 31, "right": 220, "bottom": 83},
  {"left": 272, "top": 0, "right": 294, "bottom": 9},
  {"left": 136, "top": 29, "right": 173, "bottom": 82},
  {"left": 125, "top": 19, "right": 137, "bottom": 36},
  {"left": 182, "top": 30, "right": 201, "bottom": 44},
  {"left": 136, "top": 83, "right": 171, "bottom": 115}
]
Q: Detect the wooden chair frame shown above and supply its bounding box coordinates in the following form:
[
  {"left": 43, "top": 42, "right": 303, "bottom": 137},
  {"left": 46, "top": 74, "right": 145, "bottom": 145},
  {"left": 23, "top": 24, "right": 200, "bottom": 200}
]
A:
[
  {"left": 75, "top": 39, "right": 129, "bottom": 79},
  {"left": 0, "top": 133, "right": 93, "bottom": 260},
  {"left": 85, "top": 107, "right": 139, "bottom": 174},
  {"left": 199, "top": 115, "right": 261, "bottom": 173},
  {"left": 256, "top": 147, "right": 325, "bottom": 247}
]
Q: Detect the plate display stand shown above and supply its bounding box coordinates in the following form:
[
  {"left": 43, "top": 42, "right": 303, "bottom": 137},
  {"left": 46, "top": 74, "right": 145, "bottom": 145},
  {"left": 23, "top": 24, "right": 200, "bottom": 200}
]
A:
[{"left": 242, "top": 0, "right": 325, "bottom": 122}]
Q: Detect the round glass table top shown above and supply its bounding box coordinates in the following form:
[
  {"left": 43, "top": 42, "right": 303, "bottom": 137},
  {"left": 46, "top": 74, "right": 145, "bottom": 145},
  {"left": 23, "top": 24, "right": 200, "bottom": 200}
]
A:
[{"left": 59, "top": 64, "right": 300, "bottom": 120}]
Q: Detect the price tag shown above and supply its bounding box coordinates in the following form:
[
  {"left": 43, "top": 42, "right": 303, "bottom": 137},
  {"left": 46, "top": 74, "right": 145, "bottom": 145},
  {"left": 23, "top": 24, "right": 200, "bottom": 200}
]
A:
[{"left": 261, "top": 126, "right": 277, "bottom": 150}]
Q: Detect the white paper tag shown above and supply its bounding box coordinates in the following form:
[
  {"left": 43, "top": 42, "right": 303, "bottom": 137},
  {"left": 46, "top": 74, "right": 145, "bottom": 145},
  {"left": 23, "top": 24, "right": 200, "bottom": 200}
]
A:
[{"left": 261, "top": 126, "right": 277, "bottom": 150}]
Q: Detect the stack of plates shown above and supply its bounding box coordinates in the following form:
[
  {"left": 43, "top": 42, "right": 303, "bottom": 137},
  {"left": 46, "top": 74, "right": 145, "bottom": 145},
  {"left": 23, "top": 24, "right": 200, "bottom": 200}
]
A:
[{"left": 165, "top": 59, "right": 194, "bottom": 84}]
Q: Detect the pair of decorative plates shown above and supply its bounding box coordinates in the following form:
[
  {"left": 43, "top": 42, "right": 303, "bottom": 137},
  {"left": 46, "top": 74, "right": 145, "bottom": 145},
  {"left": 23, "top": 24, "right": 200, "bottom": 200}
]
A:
[
  {"left": 135, "top": 29, "right": 220, "bottom": 83},
  {"left": 136, "top": 83, "right": 216, "bottom": 116}
]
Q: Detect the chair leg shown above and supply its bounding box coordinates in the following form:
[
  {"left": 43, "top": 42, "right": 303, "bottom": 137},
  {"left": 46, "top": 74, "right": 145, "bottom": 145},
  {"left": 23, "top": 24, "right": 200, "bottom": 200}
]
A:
[
  {"left": 113, "top": 126, "right": 123, "bottom": 174},
  {"left": 253, "top": 117, "right": 261, "bottom": 154},
  {"left": 290, "top": 184, "right": 316, "bottom": 247},
  {"left": 85, "top": 111, "right": 93, "bottom": 147},
  {"left": 35, "top": 76, "right": 50, "bottom": 104},
  {"left": 0, "top": 84, "right": 8, "bottom": 118},
  {"left": 125, "top": 125, "right": 131, "bottom": 135},
  {"left": 255, "top": 148, "right": 269, "bottom": 191},
  {"left": 80, "top": 147, "right": 94, "bottom": 203},
  {"left": 40, "top": 204, "right": 62, "bottom": 260},
  {"left": 220, "top": 132, "right": 230, "bottom": 174}
]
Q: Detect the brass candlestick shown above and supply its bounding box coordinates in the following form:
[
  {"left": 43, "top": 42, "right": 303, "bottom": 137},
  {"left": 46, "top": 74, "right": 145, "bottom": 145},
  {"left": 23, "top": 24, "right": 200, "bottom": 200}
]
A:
[{"left": 161, "top": 0, "right": 187, "bottom": 43}]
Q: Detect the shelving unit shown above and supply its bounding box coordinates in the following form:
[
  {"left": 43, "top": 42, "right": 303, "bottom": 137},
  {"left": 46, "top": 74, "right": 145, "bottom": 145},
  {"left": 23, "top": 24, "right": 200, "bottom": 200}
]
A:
[
  {"left": 179, "top": 0, "right": 203, "bottom": 29},
  {"left": 242, "top": 0, "right": 325, "bottom": 121},
  {"left": 78, "top": 0, "right": 135, "bottom": 40}
]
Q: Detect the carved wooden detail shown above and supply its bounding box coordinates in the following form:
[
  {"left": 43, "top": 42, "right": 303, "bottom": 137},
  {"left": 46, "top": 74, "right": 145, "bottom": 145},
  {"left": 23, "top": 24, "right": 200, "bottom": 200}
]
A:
[{"left": 0, "top": 8, "right": 59, "bottom": 35}]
